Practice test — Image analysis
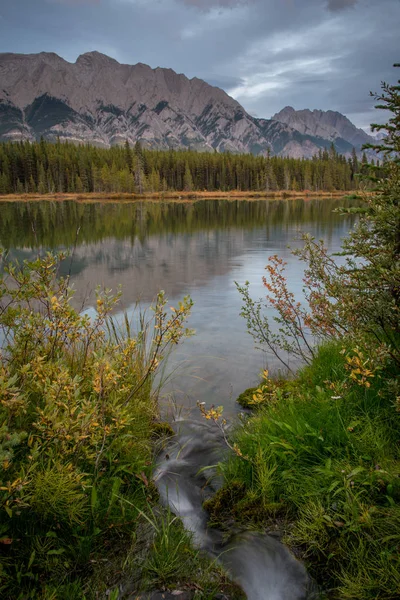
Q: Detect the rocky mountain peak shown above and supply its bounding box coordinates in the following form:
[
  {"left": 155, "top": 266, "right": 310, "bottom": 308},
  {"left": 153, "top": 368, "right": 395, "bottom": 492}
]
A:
[
  {"left": 0, "top": 51, "right": 370, "bottom": 158},
  {"left": 75, "top": 51, "right": 120, "bottom": 68},
  {"left": 278, "top": 106, "right": 296, "bottom": 115},
  {"left": 272, "top": 106, "right": 374, "bottom": 147}
]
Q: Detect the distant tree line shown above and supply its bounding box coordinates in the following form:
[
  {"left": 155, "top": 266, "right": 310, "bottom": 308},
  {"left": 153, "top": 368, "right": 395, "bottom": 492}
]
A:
[{"left": 0, "top": 139, "right": 378, "bottom": 194}]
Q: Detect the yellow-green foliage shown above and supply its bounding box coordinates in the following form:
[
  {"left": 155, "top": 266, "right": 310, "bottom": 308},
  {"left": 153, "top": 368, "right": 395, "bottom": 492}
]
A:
[
  {"left": 30, "top": 463, "right": 88, "bottom": 525},
  {"left": 236, "top": 387, "right": 259, "bottom": 409},
  {"left": 0, "top": 252, "right": 193, "bottom": 598},
  {"left": 236, "top": 371, "right": 290, "bottom": 409}
]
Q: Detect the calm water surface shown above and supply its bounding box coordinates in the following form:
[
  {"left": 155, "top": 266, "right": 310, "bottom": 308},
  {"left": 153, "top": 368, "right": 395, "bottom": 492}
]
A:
[{"left": 0, "top": 198, "right": 357, "bottom": 414}]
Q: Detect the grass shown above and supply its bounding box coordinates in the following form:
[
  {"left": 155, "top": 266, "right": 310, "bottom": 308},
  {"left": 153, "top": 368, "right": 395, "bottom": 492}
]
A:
[
  {"left": 0, "top": 190, "right": 353, "bottom": 203},
  {"left": 84, "top": 505, "right": 246, "bottom": 600},
  {"left": 206, "top": 341, "right": 400, "bottom": 599},
  {"left": 137, "top": 506, "right": 245, "bottom": 598}
]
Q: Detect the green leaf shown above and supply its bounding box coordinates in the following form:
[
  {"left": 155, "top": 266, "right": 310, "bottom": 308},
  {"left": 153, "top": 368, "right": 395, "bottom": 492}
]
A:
[
  {"left": 108, "top": 477, "right": 122, "bottom": 512},
  {"left": 47, "top": 548, "right": 65, "bottom": 556},
  {"left": 328, "top": 480, "right": 340, "bottom": 493},
  {"left": 28, "top": 550, "right": 36, "bottom": 570},
  {"left": 91, "top": 485, "right": 98, "bottom": 516},
  {"left": 347, "top": 467, "right": 365, "bottom": 479},
  {"left": 46, "top": 531, "right": 58, "bottom": 538}
]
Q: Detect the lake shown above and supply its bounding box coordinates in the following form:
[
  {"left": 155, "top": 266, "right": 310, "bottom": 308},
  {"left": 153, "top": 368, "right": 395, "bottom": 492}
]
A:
[{"left": 0, "top": 197, "right": 358, "bottom": 415}]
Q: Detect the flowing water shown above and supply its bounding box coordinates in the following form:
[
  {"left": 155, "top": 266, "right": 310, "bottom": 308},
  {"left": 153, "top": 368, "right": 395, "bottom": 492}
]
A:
[
  {"left": 155, "top": 417, "right": 315, "bottom": 600},
  {"left": 0, "top": 197, "right": 358, "bottom": 598}
]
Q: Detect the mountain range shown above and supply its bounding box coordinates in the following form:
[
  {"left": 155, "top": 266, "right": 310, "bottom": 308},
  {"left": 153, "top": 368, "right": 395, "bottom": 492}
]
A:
[{"left": 0, "top": 51, "right": 375, "bottom": 158}]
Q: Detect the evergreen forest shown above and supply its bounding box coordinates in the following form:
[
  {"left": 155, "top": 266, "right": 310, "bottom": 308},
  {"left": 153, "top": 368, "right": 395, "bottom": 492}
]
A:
[{"left": 0, "top": 139, "right": 374, "bottom": 195}]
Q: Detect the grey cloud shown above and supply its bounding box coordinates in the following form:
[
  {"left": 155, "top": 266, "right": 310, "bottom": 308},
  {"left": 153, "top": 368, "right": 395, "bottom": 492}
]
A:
[
  {"left": 327, "top": 0, "right": 358, "bottom": 11},
  {"left": 224, "top": 0, "right": 399, "bottom": 127},
  {"left": 0, "top": 0, "right": 398, "bottom": 131},
  {"left": 178, "top": 0, "right": 250, "bottom": 9},
  {"left": 47, "top": 0, "right": 100, "bottom": 4},
  {"left": 202, "top": 75, "right": 246, "bottom": 89}
]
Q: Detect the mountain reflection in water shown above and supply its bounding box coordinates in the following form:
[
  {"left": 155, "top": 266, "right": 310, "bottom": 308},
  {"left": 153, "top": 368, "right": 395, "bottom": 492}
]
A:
[{"left": 0, "top": 198, "right": 358, "bottom": 413}]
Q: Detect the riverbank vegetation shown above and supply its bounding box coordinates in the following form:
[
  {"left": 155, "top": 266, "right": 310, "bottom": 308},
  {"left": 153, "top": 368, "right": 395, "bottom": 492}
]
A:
[
  {"left": 0, "top": 252, "right": 243, "bottom": 599},
  {"left": 209, "top": 343, "right": 400, "bottom": 598},
  {"left": 204, "top": 70, "right": 400, "bottom": 598},
  {"left": 0, "top": 190, "right": 352, "bottom": 203},
  {"left": 0, "top": 138, "right": 374, "bottom": 196}
]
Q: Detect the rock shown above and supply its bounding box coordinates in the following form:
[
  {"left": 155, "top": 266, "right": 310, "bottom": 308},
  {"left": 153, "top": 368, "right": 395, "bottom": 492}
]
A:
[
  {"left": 272, "top": 106, "right": 375, "bottom": 149},
  {"left": 0, "top": 51, "right": 360, "bottom": 157}
]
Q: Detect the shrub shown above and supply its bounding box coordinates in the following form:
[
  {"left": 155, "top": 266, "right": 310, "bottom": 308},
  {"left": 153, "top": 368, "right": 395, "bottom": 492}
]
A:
[
  {"left": 237, "top": 67, "right": 400, "bottom": 371},
  {"left": 0, "top": 251, "right": 193, "bottom": 598}
]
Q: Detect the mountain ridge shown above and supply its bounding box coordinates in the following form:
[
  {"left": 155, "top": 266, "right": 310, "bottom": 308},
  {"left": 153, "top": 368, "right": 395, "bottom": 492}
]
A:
[
  {"left": 272, "top": 106, "right": 374, "bottom": 148},
  {"left": 0, "top": 51, "right": 368, "bottom": 158}
]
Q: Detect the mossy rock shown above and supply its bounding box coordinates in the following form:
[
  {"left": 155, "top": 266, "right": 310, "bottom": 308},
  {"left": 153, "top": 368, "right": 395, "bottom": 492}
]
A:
[
  {"left": 133, "top": 580, "right": 246, "bottom": 600},
  {"left": 236, "top": 387, "right": 258, "bottom": 409},
  {"left": 234, "top": 496, "right": 285, "bottom": 525},
  {"left": 215, "top": 578, "right": 248, "bottom": 600},
  {"left": 146, "top": 480, "right": 160, "bottom": 502},
  {"left": 203, "top": 481, "right": 246, "bottom": 526},
  {"left": 152, "top": 421, "right": 175, "bottom": 438},
  {"left": 237, "top": 379, "right": 294, "bottom": 409},
  {"left": 204, "top": 483, "right": 287, "bottom": 529}
]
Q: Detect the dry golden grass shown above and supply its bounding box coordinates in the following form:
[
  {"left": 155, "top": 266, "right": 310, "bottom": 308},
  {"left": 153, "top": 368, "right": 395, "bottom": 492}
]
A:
[{"left": 0, "top": 189, "right": 352, "bottom": 203}]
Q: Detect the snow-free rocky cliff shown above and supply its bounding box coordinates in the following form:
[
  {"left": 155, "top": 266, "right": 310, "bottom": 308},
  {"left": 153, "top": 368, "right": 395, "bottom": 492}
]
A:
[
  {"left": 272, "top": 106, "right": 375, "bottom": 149},
  {"left": 0, "top": 51, "right": 371, "bottom": 157}
]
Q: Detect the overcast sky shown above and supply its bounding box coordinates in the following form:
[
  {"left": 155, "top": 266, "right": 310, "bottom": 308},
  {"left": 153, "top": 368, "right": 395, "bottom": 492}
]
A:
[{"left": 0, "top": 0, "right": 398, "bottom": 131}]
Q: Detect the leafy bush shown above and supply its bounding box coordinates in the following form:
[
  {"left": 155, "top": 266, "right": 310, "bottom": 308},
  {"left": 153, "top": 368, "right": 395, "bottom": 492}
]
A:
[
  {"left": 237, "top": 68, "right": 400, "bottom": 370},
  {"left": 0, "top": 251, "right": 193, "bottom": 598}
]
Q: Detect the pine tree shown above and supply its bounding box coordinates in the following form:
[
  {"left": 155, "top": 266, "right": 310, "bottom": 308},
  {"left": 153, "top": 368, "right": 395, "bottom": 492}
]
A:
[
  {"left": 183, "top": 162, "right": 194, "bottom": 191},
  {"left": 38, "top": 164, "right": 47, "bottom": 194}
]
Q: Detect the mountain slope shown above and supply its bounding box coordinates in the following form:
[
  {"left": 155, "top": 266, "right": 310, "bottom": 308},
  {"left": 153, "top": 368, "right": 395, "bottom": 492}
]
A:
[
  {"left": 0, "top": 51, "right": 356, "bottom": 157},
  {"left": 272, "top": 106, "right": 374, "bottom": 148}
]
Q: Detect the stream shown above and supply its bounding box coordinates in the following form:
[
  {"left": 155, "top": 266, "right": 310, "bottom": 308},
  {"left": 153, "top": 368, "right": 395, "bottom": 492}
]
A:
[{"left": 155, "top": 413, "right": 318, "bottom": 600}]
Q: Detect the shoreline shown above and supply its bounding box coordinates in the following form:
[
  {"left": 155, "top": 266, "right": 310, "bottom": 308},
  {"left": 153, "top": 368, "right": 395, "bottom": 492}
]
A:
[{"left": 0, "top": 190, "right": 358, "bottom": 203}]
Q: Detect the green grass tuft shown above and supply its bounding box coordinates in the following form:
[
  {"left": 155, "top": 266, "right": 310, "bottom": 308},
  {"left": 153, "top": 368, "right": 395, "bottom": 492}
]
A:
[{"left": 213, "top": 341, "right": 400, "bottom": 597}]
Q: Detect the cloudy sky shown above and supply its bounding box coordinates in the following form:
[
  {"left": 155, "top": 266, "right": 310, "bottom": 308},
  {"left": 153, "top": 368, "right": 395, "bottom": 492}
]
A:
[{"left": 0, "top": 0, "right": 398, "bottom": 131}]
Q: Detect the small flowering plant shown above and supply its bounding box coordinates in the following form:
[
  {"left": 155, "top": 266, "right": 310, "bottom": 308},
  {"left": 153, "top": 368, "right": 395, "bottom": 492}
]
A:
[
  {"left": 249, "top": 369, "right": 279, "bottom": 407},
  {"left": 344, "top": 347, "right": 376, "bottom": 388},
  {"left": 197, "top": 401, "right": 246, "bottom": 459}
]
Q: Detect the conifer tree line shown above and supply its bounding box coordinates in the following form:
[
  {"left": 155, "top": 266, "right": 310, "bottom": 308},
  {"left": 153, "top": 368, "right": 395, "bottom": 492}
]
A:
[{"left": 0, "top": 138, "right": 376, "bottom": 194}]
